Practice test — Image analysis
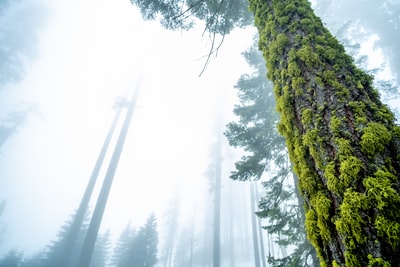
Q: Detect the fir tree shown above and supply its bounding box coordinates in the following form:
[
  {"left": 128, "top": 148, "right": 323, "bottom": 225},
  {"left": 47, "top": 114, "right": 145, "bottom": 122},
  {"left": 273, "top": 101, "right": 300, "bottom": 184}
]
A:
[{"left": 130, "top": 0, "right": 400, "bottom": 265}]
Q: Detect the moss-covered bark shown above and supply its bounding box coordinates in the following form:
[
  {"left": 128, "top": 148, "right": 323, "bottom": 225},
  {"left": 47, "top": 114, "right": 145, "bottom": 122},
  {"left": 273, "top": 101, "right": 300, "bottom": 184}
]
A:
[{"left": 249, "top": 0, "right": 400, "bottom": 266}]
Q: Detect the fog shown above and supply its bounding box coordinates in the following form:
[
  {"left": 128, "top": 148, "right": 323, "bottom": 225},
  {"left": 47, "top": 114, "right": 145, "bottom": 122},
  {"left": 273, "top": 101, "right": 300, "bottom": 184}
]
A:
[
  {"left": 0, "top": 0, "right": 260, "bottom": 265},
  {"left": 1, "top": 0, "right": 399, "bottom": 266}
]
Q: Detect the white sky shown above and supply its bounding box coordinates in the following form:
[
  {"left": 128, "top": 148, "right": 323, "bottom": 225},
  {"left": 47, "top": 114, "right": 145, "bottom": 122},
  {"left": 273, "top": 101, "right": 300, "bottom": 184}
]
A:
[{"left": 0, "top": 0, "right": 256, "bottom": 257}]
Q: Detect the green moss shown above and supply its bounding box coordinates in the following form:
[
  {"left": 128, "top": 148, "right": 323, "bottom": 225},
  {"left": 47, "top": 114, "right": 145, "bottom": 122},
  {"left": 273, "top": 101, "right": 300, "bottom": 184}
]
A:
[
  {"left": 292, "top": 77, "right": 305, "bottom": 91},
  {"left": 375, "top": 216, "right": 400, "bottom": 251},
  {"left": 302, "top": 108, "right": 313, "bottom": 125},
  {"left": 344, "top": 251, "right": 361, "bottom": 267},
  {"left": 360, "top": 122, "right": 392, "bottom": 157},
  {"left": 311, "top": 192, "right": 332, "bottom": 241},
  {"left": 305, "top": 208, "right": 318, "bottom": 244},
  {"left": 332, "top": 260, "right": 340, "bottom": 267},
  {"left": 335, "top": 190, "right": 368, "bottom": 249},
  {"left": 339, "top": 156, "right": 363, "bottom": 189},
  {"left": 330, "top": 116, "right": 342, "bottom": 136},
  {"left": 325, "top": 161, "right": 340, "bottom": 194},
  {"left": 336, "top": 138, "right": 353, "bottom": 158},
  {"left": 364, "top": 170, "right": 400, "bottom": 250},
  {"left": 296, "top": 44, "right": 320, "bottom": 67},
  {"left": 288, "top": 61, "right": 301, "bottom": 76},
  {"left": 367, "top": 254, "right": 391, "bottom": 267}
]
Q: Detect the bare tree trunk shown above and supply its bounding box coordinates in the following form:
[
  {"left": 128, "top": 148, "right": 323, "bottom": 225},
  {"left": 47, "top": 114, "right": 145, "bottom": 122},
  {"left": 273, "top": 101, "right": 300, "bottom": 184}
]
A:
[
  {"left": 77, "top": 83, "right": 140, "bottom": 267},
  {"left": 250, "top": 182, "right": 261, "bottom": 267},
  {"left": 254, "top": 183, "right": 266, "bottom": 267},
  {"left": 212, "top": 133, "right": 222, "bottom": 267},
  {"left": 59, "top": 101, "right": 123, "bottom": 267}
]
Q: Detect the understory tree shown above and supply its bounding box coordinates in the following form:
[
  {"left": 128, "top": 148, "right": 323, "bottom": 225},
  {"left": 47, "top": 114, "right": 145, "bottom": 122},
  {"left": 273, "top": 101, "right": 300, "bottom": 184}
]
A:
[
  {"left": 129, "top": 0, "right": 400, "bottom": 265},
  {"left": 113, "top": 213, "right": 159, "bottom": 267},
  {"left": 225, "top": 39, "right": 317, "bottom": 266},
  {"left": 0, "top": 0, "right": 45, "bottom": 88}
]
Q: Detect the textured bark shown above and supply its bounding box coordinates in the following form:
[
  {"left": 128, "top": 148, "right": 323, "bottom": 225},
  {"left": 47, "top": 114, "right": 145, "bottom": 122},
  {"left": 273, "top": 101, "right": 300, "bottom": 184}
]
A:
[{"left": 249, "top": 0, "right": 400, "bottom": 266}]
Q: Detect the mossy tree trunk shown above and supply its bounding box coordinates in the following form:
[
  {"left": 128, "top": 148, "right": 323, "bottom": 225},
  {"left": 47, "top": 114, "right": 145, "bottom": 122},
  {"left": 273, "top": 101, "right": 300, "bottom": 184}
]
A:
[{"left": 249, "top": 0, "right": 400, "bottom": 266}]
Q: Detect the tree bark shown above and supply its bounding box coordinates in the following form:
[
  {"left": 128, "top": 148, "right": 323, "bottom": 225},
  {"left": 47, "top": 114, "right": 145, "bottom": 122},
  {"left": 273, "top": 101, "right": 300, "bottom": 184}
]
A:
[{"left": 249, "top": 0, "right": 400, "bottom": 266}]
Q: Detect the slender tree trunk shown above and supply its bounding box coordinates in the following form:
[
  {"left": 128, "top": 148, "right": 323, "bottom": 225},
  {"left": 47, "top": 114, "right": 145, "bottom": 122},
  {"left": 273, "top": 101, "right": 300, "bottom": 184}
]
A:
[
  {"left": 250, "top": 182, "right": 261, "bottom": 267},
  {"left": 59, "top": 102, "right": 123, "bottom": 267},
  {"left": 228, "top": 182, "right": 235, "bottom": 267},
  {"left": 250, "top": 0, "right": 400, "bottom": 265},
  {"left": 254, "top": 183, "right": 266, "bottom": 267},
  {"left": 213, "top": 134, "right": 222, "bottom": 267},
  {"left": 77, "top": 83, "right": 140, "bottom": 267}
]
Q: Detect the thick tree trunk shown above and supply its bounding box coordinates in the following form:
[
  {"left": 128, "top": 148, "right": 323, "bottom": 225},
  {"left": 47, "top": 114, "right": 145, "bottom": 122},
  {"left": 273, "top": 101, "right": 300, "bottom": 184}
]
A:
[{"left": 249, "top": 0, "right": 400, "bottom": 266}]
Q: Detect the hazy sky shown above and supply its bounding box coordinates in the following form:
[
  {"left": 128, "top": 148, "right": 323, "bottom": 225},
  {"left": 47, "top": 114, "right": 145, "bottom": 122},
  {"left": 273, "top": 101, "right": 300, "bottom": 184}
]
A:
[
  {"left": 1, "top": 0, "right": 397, "bottom": 261},
  {"left": 0, "top": 0, "right": 255, "bottom": 256}
]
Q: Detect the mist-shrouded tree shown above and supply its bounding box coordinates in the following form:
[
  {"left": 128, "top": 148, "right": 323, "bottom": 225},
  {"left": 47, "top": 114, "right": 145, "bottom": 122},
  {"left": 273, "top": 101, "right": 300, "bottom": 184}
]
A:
[
  {"left": 225, "top": 38, "right": 317, "bottom": 266},
  {"left": 130, "top": 0, "right": 400, "bottom": 265},
  {"left": 111, "top": 222, "right": 136, "bottom": 267},
  {"left": 41, "top": 210, "right": 110, "bottom": 267},
  {"left": 0, "top": 249, "right": 22, "bottom": 267},
  {"left": 312, "top": 0, "right": 400, "bottom": 112},
  {"left": 115, "top": 213, "right": 158, "bottom": 267},
  {"left": 314, "top": 0, "right": 400, "bottom": 88},
  {"left": 0, "top": 105, "right": 36, "bottom": 148},
  {"left": 160, "top": 189, "right": 181, "bottom": 267},
  {"left": 0, "top": 0, "right": 46, "bottom": 88},
  {"left": 89, "top": 230, "right": 111, "bottom": 267}
]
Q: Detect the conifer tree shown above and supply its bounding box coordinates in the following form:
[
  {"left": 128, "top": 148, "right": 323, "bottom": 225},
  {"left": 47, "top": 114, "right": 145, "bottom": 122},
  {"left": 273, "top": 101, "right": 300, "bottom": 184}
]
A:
[
  {"left": 115, "top": 213, "right": 159, "bottom": 267},
  {"left": 249, "top": 0, "right": 400, "bottom": 265},
  {"left": 225, "top": 39, "right": 317, "bottom": 266},
  {"left": 130, "top": 0, "right": 400, "bottom": 265}
]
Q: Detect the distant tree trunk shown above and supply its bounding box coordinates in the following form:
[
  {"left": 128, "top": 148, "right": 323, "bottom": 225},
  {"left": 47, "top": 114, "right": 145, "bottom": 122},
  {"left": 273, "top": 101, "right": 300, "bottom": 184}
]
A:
[
  {"left": 250, "top": 182, "right": 261, "bottom": 267},
  {"left": 163, "top": 192, "right": 180, "bottom": 267},
  {"left": 254, "top": 183, "right": 266, "bottom": 267},
  {"left": 228, "top": 183, "right": 235, "bottom": 267},
  {"left": 77, "top": 84, "right": 140, "bottom": 267},
  {"left": 59, "top": 102, "right": 123, "bottom": 267},
  {"left": 212, "top": 134, "right": 222, "bottom": 267}
]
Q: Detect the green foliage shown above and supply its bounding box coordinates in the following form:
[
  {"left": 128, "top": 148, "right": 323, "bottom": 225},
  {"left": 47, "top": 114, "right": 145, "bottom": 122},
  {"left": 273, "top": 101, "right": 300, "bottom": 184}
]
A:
[
  {"left": 131, "top": 0, "right": 253, "bottom": 34},
  {"left": 250, "top": 0, "right": 400, "bottom": 264},
  {"left": 226, "top": 37, "right": 317, "bottom": 266}
]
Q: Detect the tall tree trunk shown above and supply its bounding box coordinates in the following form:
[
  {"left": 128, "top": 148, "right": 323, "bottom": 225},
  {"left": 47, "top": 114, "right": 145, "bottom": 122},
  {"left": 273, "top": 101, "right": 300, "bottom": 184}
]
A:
[
  {"left": 59, "top": 102, "right": 123, "bottom": 267},
  {"left": 254, "top": 183, "right": 266, "bottom": 267},
  {"left": 249, "top": 0, "right": 400, "bottom": 266},
  {"left": 228, "top": 182, "right": 235, "bottom": 267},
  {"left": 77, "top": 84, "right": 140, "bottom": 267},
  {"left": 250, "top": 182, "right": 261, "bottom": 267},
  {"left": 213, "top": 133, "right": 222, "bottom": 267}
]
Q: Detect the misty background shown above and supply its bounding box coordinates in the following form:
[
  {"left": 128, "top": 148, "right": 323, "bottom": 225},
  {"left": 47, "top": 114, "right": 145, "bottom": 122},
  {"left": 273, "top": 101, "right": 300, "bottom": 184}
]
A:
[{"left": 0, "top": 0, "right": 398, "bottom": 266}]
